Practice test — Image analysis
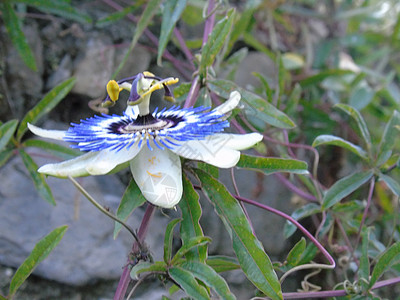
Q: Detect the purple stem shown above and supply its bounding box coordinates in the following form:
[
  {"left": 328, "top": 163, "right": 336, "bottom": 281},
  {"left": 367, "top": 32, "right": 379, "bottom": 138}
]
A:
[
  {"left": 275, "top": 173, "right": 318, "bottom": 202},
  {"left": 173, "top": 27, "right": 195, "bottom": 70},
  {"left": 234, "top": 194, "right": 336, "bottom": 268},
  {"left": 353, "top": 178, "right": 375, "bottom": 257},
  {"left": 183, "top": 76, "right": 200, "bottom": 108},
  {"left": 102, "top": 0, "right": 191, "bottom": 80},
  {"left": 202, "top": 0, "right": 216, "bottom": 46},
  {"left": 184, "top": 0, "right": 217, "bottom": 108},
  {"left": 113, "top": 204, "right": 156, "bottom": 300}
]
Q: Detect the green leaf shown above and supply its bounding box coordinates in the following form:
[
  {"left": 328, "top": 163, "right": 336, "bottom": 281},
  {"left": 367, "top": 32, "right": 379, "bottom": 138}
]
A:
[
  {"left": 322, "top": 170, "right": 374, "bottom": 210},
  {"left": 312, "top": 135, "right": 368, "bottom": 161},
  {"left": 157, "top": 0, "right": 187, "bottom": 65},
  {"left": 96, "top": 4, "right": 138, "bottom": 27},
  {"left": 0, "top": 119, "right": 18, "bottom": 152},
  {"left": 112, "top": 0, "right": 163, "bottom": 78},
  {"left": 206, "top": 255, "right": 240, "bottom": 273},
  {"left": 19, "top": 149, "right": 56, "bottom": 205},
  {"left": 130, "top": 261, "right": 167, "bottom": 279},
  {"left": 13, "top": 0, "right": 92, "bottom": 23},
  {"left": 298, "top": 243, "right": 318, "bottom": 265},
  {"left": 197, "top": 162, "right": 218, "bottom": 178},
  {"left": 299, "top": 69, "right": 353, "bottom": 87},
  {"left": 171, "top": 236, "right": 212, "bottom": 265},
  {"left": 359, "top": 227, "right": 371, "bottom": 291},
  {"left": 17, "top": 77, "right": 76, "bottom": 141},
  {"left": 284, "top": 203, "right": 320, "bottom": 238},
  {"left": 195, "top": 169, "right": 282, "bottom": 300},
  {"left": 369, "top": 241, "right": 400, "bottom": 288},
  {"left": 113, "top": 180, "right": 146, "bottom": 239},
  {"left": 180, "top": 261, "right": 236, "bottom": 300},
  {"left": 378, "top": 110, "right": 400, "bottom": 160},
  {"left": 237, "top": 154, "right": 308, "bottom": 175},
  {"left": 179, "top": 174, "right": 206, "bottom": 262},
  {"left": 0, "top": 148, "right": 14, "bottom": 168},
  {"left": 9, "top": 225, "right": 68, "bottom": 297},
  {"left": 200, "top": 9, "right": 235, "bottom": 78},
  {"left": 334, "top": 104, "right": 372, "bottom": 154},
  {"left": 164, "top": 218, "right": 182, "bottom": 264},
  {"left": 168, "top": 266, "right": 210, "bottom": 300},
  {"left": 2, "top": 2, "right": 37, "bottom": 70},
  {"left": 207, "top": 79, "right": 295, "bottom": 129},
  {"left": 379, "top": 174, "right": 400, "bottom": 197},
  {"left": 286, "top": 238, "right": 306, "bottom": 268},
  {"left": 23, "top": 139, "right": 80, "bottom": 160}
]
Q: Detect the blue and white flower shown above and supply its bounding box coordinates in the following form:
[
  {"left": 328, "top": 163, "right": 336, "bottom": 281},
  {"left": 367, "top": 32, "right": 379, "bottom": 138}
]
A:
[{"left": 29, "top": 72, "right": 263, "bottom": 208}]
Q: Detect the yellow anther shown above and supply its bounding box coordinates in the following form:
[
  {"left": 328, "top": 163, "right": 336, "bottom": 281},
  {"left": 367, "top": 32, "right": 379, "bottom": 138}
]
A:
[
  {"left": 164, "top": 95, "right": 176, "bottom": 103},
  {"left": 140, "top": 82, "right": 164, "bottom": 99},
  {"left": 106, "top": 80, "right": 121, "bottom": 102},
  {"left": 163, "top": 77, "right": 179, "bottom": 86},
  {"left": 143, "top": 71, "right": 155, "bottom": 77}
]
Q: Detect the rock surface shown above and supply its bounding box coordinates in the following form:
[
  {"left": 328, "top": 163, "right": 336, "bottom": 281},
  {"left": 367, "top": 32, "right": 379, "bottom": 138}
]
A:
[{"left": 0, "top": 149, "right": 168, "bottom": 286}]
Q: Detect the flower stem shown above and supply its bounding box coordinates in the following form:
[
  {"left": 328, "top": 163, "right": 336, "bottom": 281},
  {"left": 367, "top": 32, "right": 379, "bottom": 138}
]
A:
[
  {"left": 113, "top": 203, "right": 156, "bottom": 300},
  {"left": 68, "top": 176, "right": 141, "bottom": 245}
]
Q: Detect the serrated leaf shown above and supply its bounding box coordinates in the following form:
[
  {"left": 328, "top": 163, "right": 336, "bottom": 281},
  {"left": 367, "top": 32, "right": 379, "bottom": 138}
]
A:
[
  {"left": 171, "top": 236, "right": 211, "bottom": 265},
  {"left": 157, "top": 0, "right": 187, "bottom": 65},
  {"left": 112, "top": 0, "right": 163, "bottom": 78},
  {"left": 17, "top": 77, "right": 76, "bottom": 141},
  {"left": 207, "top": 79, "right": 295, "bottom": 129},
  {"left": 23, "top": 139, "right": 80, "bottom": 160},
  {"left": 0, "top": 119, "right": 18, "bottom": 152},
  {"left": 2, "top": 2, "right": 37, "bottom": 70},
  {"left": 19, "top": 149, "right": 55, "bottom": 205},
  {"left": 200, "top": 9, "right": 235, "bottom": 78},
  {"left": 379, "top": 174, "right": 400, "bottom": 197},
  {"left": 322, "top": 170, "right": 374, "bottom": 210},
  {"left": 284, "top": 203, "right": 320, "bottom": 238},
  {"left": 180, "top": 261, "right": 236, "bottom": 300},
  {"left": 334, "top": 104, "right": 372, "bottom": 154},
  {"left": 168, "top": 266, "right": 210, "bottom": 300},
  {"left": 113, "top": 179, "right": 146, "bottom": 239},
  {"left": 286, "top": 238, "right": 306, "bottom": 268},
  {"left": 195, "top": 169, "right": 282, "bottom": 300},
  {"left": 13, "top": 0, "right": 92, "bottom": 23},
  {"left": 179, "top": 174, "right": 206, "bottom": 262},
  {"left": 312, "top": 135, "right": 368, "bottom": 161},
  {"left": 130, "top": 261, "right": 167, "bottom": 280},
  {"left": 206, "top": 255, "right": 240, "bottom": 273},
  {"left": 164, "top": 218, "right": 181, "bottom": 264},
  {"left": 378, "top": 110, "right": 400, "bottom": 159},
  {"left": 237, "top": 154, "right": 308, "bottom": 175},
  {"left": 369, "top": 241, "right": 400, "bottom": 288},
  {"left": 9, "top": 225, "right": 68, "bottom": 297}
]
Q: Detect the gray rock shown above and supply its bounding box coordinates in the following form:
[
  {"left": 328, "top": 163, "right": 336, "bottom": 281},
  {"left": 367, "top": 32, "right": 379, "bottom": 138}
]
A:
[
  {"left": 114, "top": 46, "right": 152, "bottom": 80},
  {"left": 46, "top": 54, "right": 73, "bottom": 89},
  {"left": 234, "top": 52, "right": 277, "bottom": 91},
  {"left": 0, "top": 148, "right": 168, "bottom": 286},
  {"left": 71, "top": 33, "right": 115, "bottom": 98}
]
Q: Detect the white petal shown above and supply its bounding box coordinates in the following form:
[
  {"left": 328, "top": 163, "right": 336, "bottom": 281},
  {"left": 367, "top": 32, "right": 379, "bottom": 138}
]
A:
[
  {"left": 130, "top": 146, "right": 183, "bottom": 208},
  {"left": 38, "top": 151, "right": 100, "bottom": 177},
  {"left": 84, "top": 146, "right": 141, "bottom": 175},
  {"left": 28, "top": 123, "right": 66, "bottom": 140},
  {"left": 125, "top": 105, "right": 139, "bottom": 118},
  {"left": 210, "top": 133, "right": 263, "bottom": 150},
  {"left": 38, "top": 146, "right": 141, "bottom": 177},
  {"left": 171, "top": 136, "right": 241, "bottom": 168},
  {"left": 213, "top": 91, "right": 241, "bottom": 115}
]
